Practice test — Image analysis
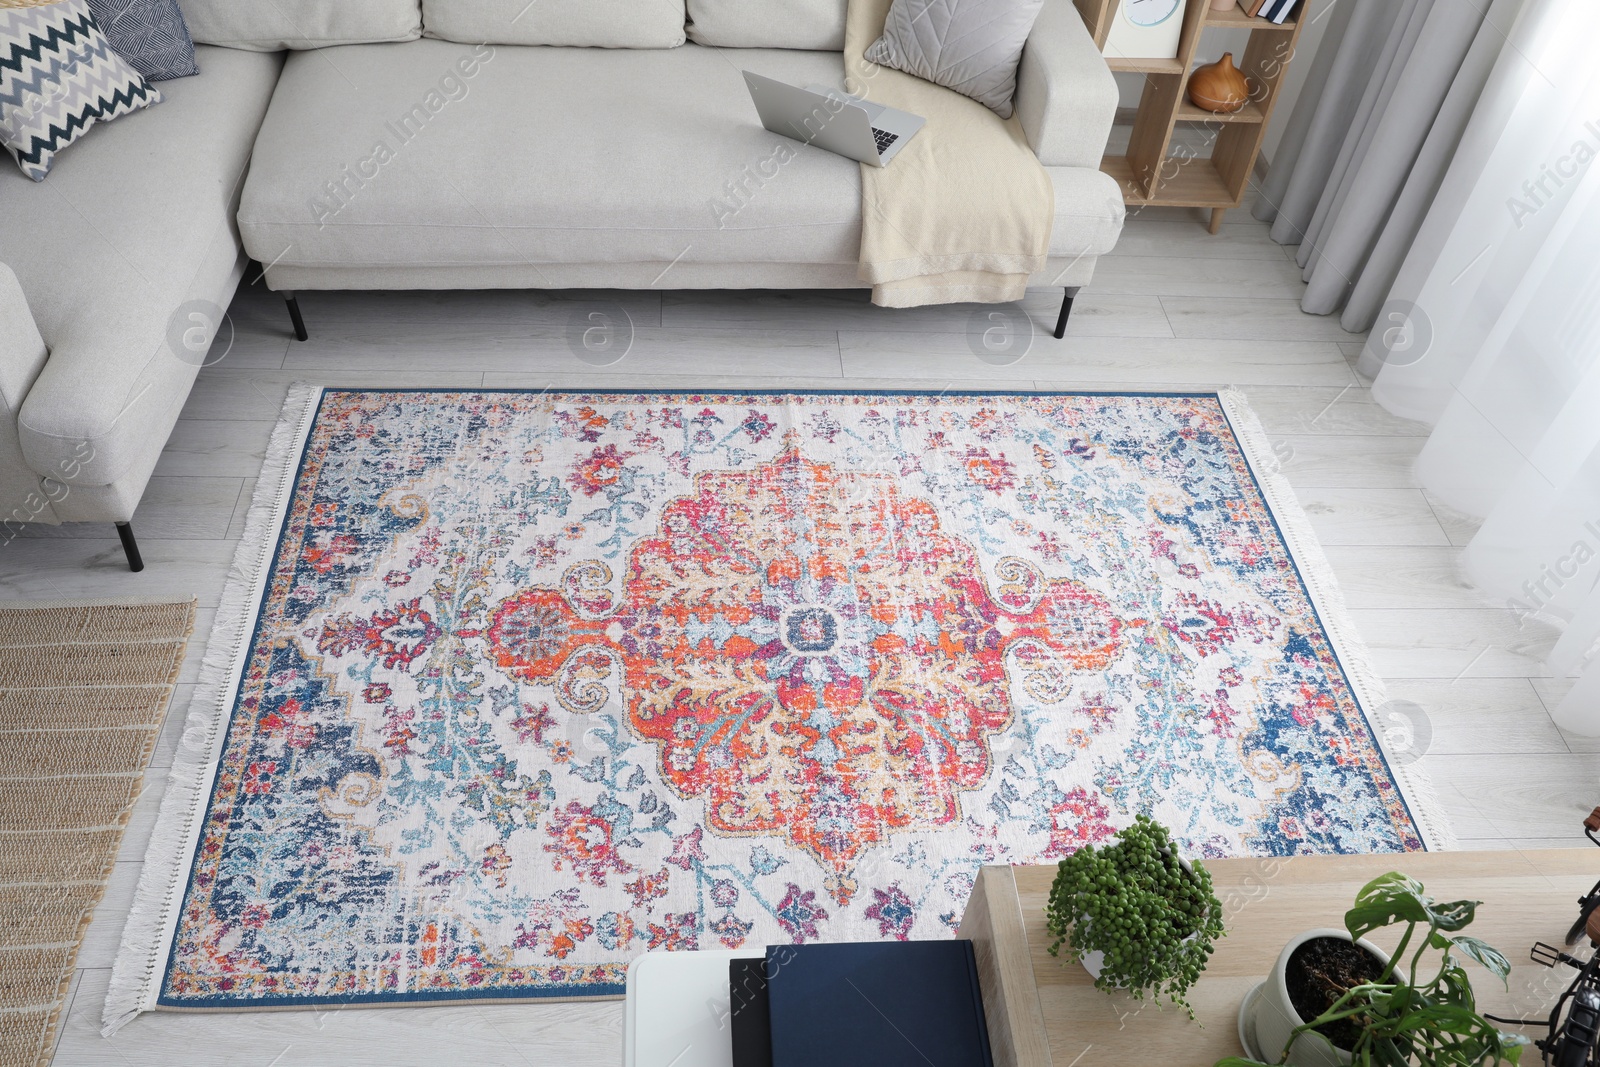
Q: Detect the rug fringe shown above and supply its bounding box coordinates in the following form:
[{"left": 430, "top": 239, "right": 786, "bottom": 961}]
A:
[
  {"left": 103, "top": 384, "right": 326, "bottom": 1037},
  {"left": 1217, "top": 390, "right": 1457, "bottom": 852}
]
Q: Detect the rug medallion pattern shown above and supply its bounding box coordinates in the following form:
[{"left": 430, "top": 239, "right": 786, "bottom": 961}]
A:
[{"left": 161, "top": 391, "right": 1421, "bottom": 1008}]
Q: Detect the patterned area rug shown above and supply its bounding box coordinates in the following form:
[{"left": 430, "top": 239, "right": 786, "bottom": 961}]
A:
[
  {"left": 109, "top": 388, "right": 1441, "bottom": 1026},
  {"left": 0, "top": 600, "right": 193, "bottom": 1066}
]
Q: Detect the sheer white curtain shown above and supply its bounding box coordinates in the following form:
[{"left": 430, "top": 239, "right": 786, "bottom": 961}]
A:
[{"left": 1361, "top": 0, "right": 1600, "bottom": 730}]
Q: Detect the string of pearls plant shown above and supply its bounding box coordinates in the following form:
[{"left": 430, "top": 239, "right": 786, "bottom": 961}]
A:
[{"left": 1046, "top": 815, "right": 1227, "bottom": 1018}]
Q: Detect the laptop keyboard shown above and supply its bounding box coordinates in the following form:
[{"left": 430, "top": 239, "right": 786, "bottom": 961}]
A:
[{"left": 872, "top": 128, "right": 899, "bottom": 154}]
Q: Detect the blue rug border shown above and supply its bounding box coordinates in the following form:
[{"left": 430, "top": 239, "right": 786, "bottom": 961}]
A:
[{"left": 156, "top": 385, "right": 1420, "bottom": 1011}]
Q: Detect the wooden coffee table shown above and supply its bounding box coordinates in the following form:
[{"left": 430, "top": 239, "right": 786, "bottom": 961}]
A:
[{"left": 957, "top": 850, "right": 1600, "bottom": 1067}]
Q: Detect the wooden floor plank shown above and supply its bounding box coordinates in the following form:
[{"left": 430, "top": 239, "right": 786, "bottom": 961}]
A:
[
  {"left": 1295, "top": 489, "right": 1450, "bottom": 547},
  {"left": 850, "top": 336, "right": 1358, "bottom": 386},
  {"left": 280, "top": 323, "right": 846, "bottom": 377},
  {"left": 662, "top": 289, "right": 1175, "bottom": 337},
  {"left": 1162, "top": 295, "right": 1366, "bottom": 342}
]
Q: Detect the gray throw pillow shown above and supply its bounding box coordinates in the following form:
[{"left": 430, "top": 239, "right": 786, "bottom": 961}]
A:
[{"left": 865, "top": 0, "right": 1044, "bottom": 119}]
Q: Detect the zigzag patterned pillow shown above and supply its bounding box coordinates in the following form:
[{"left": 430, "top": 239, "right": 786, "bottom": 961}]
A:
[{"left": 0, "top": 0, "right": 160, "bottom": 181}]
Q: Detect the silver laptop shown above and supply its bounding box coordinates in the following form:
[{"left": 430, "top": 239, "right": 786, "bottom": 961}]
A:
[{"left": 742, "top": 71, "right": 924, "bottom": 167}]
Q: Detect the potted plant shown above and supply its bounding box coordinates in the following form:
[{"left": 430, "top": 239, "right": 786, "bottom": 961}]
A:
[
  {"left": 1219, "top": 871, "right": 1529, "bottom": 1067},
  {"left": 1045, "top": 815, "right": 1225, "bottom": 1016}
]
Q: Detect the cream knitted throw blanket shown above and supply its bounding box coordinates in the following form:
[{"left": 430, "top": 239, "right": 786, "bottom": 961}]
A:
[{"left": 845, "top": 0, "right": 1054, "bottom": 307}]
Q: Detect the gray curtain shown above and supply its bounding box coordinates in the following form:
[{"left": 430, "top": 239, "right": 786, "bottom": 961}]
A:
[{"left": 1253, "top": 0, "right": 1525, "bottom": 332}]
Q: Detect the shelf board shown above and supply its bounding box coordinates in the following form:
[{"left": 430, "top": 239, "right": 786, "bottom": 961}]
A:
[
  {"left": 1101, "top": 155, "right": 1151, "bottom": 204},
  {"left": 1155, "top": 154, "right": 1239, "bottom": 207},
  {"left": 1174, "top": 98, "right": 1266, "bottom": 124},
  {"left": 1105, "top": 56, "right": 1185, "bottom": 74},
  {"left": 1102, "top": 154, "right": 1240, "bottom": 209},
  {"left": 1206, "top": 1, "right": 1297, "bottom": 29}
]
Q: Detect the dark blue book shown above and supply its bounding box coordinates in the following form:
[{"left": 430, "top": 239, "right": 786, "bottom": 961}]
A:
[
  {"left": 730, "top": 957, "right": 773, "bottom": 1067},
  {"left": 764, "top": 941, "right": 994, "bottom": 1067}
]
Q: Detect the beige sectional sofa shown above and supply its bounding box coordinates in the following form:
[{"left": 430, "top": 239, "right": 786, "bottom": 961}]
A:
[{"left": 0, "top": 0, "right": 1124, "bottom": 570}]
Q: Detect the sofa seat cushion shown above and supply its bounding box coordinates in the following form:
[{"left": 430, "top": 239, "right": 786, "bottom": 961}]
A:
[
  {"left": 240, "top": 40, "right": 867, "bottom": 273},
  {"left": 0, "top": 45, "right": 284, "bottom": 486}
]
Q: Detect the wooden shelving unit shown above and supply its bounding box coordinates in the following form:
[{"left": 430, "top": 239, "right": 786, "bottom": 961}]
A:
[{"left": 1074, "top": 0, "right": 1305, "bottom": 232}]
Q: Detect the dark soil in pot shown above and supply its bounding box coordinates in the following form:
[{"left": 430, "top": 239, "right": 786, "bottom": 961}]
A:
[{"left": 1285, "top": 936, "right": 1385, "bottom": 1052}]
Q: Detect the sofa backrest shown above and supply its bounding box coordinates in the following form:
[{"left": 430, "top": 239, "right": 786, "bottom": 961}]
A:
[
  {"left": 177, "top": 0, "right": 841, "bottom": 52},
  {"left": 422, "top": 0, "right": 686, "bottom": 48},
  {"left": 686, "top": 0, "right": 846, "bottom": 50},
  {"left": 176, "top": 0, "right": 422, "bottom": 49}
]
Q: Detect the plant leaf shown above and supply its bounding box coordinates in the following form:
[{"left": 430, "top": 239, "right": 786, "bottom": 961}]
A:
[
  {"left": 1449, "top": 934, "right": 1513, "bottom": 979},
  {"left": 1392, "top": 1002, "right": 1491, "bottom": 1035},
  {"left": 1427, "top": 898, "right": 1479, "bottom": 933},
  {"left": 1343, "top": 873, "right": 1483, "bottom": 938},
  {"left": 1345, "top": 872, "right": 1431, "bottom": 938},
  {"left": 1434, "top": 964, "right": 1474, "bottom": 1007}
]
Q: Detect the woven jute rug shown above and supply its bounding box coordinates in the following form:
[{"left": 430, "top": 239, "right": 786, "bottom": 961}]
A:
[{"left": 0, "top": 599, "right": 193, "bottom": 1067}]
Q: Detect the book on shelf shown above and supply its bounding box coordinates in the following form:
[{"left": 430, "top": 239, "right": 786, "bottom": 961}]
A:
[
  {"left": 1244, "top": 0, "right": 1268, "bottom": 14},
  {"left": 729, "top": 957, "right": 773, "bottom": 1067}
]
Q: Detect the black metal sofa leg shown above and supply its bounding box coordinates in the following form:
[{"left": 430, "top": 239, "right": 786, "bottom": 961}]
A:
[
  {"left": 115, "top": 522, "right": 144, "bottom": 572},
  {"left": 1053, "top": 286, "right": 1081, "bottom": 340},
  {"left": 284, "top": 292, "right": 309, "bottom": 342}
]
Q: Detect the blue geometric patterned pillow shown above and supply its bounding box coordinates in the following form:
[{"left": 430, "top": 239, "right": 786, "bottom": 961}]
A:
[
  {"left": 86, "top": 0, "right": 195, "bottom": 80},
  {"left": 0, "top": 0, "right": 160, "bottom": 181}
]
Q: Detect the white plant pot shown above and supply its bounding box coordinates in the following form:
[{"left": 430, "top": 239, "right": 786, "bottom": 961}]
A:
[{"left": 1239, "top": 928, "right": 1390, "bottom": 1067}]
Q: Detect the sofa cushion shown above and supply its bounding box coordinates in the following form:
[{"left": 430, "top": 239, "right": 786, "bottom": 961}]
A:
[
  {"left": 176, "top": 0, "right": 420, "bottom": 50},
  {"left": 865, "top": 0, "right": 1044, "bottom": 118},
  {"left": 0, "top": 45, "right": 284, "bottom": 488},
  {"left": 0, "top": 0, "right": 161, "bottom": 181},
  {"left": 686, "top": 0, "right": 845, "bottom": 50},
  {"left": 423, "top": 0, "right": 685, "bottom": 48},
  {"left": 87, "top": 0, "right": 198, "bottom": 80},
  {"left": 239, "top": 40, "right": 864, "bottom": 271}
]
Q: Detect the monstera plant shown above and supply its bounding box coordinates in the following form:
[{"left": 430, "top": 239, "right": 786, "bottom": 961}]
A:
[{"left": 1221, "top": 872, "right": 1528, "bottom": 1067}]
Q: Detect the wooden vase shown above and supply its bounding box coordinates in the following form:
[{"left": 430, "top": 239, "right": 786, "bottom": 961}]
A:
[{"left": 1188, "top": 53, "right": 1250, "bottom": 114}]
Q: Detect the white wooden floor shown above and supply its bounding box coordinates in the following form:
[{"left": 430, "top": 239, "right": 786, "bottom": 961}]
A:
[{"left": 12, "top": 199, "right": 1599, "bottom": 1066}]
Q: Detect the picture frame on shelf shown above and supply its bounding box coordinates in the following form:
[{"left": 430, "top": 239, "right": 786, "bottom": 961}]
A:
[{"left": 1102, "top": 0, "right": 1185, "bottom": 61}]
